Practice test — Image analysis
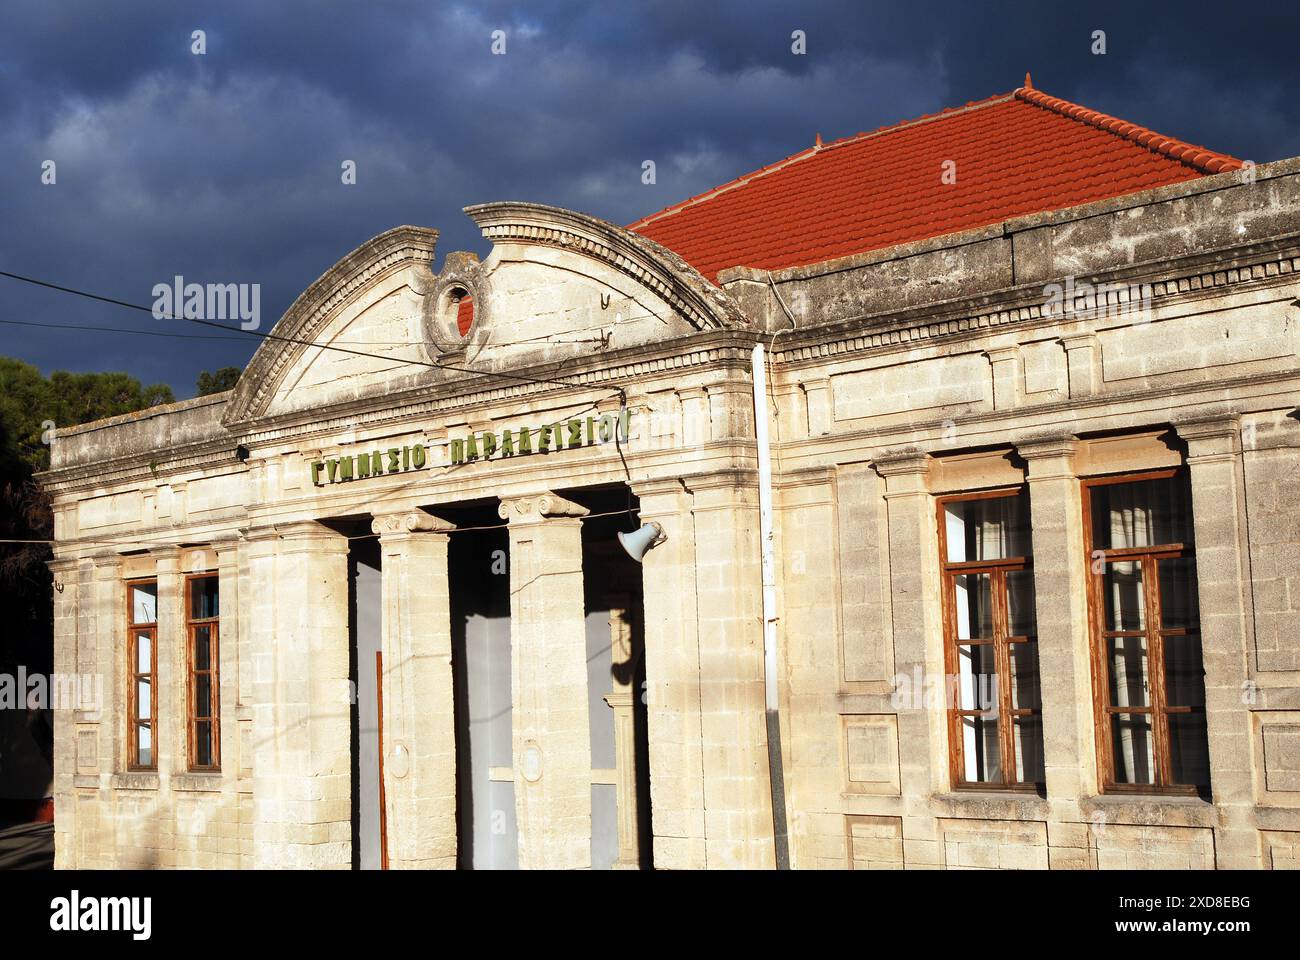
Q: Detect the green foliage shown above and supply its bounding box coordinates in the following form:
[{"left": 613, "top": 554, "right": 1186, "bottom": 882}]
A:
[
  {"left": 0, "top": 358, "right": 174, "bottom": 472},
  {"left": 0, "top": 357, "right": 174, "bottom": 668},
  {"left": 196, "top": 366, "right": 241, "bottom": 397}
]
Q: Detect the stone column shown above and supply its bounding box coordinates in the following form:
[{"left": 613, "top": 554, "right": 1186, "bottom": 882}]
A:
[
  {"left": 243, "top": 521, "right": 352, "bottom": 869},
  {"left": 1175, "top": 415, "right": 1259, "bottom": 869},
  {"left": 498, "top": 492, "right": 592, "bottom": 869},
  {"left": 371, "top": 510, "right": 458, "bottom": 869},
  {"left": 632, "top": 479, "right": 708, "bottom": 869},
  {"left": 874, "top": 450, "right": 944, "bottom": 867},
  {"left": 1016, "top": 436, "right": 1094, "bottom": 852},
  {"left": 603, "top": 597, "right": 641, "bottom": 869},
  {"left": 213, "top": 540, "right": 241, "bottom": 778},
  {"left": 89, "top": 552, "right": 123, "bottom": 780},
  {"left": 690, "top": 472, "right": 776, "bottom": 869}
]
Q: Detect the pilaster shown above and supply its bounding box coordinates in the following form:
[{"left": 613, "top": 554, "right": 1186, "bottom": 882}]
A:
[
  {"left": 371, "top": 510, "right": 458, "bottom": 869},
  {"left": 498, "top": 492, "right": 591, "bottom": 869},
  {"left": 1174, "top": 414, "right": 1260, "bottom": 868}
]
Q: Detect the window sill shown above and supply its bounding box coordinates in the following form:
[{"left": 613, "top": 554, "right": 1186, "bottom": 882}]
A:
[
  {"left": 931, "top": 790, "right": 1051, "bottom": 820},
  {"left": 1080, "top": 793, "right": 1216, "bottom": 827}
]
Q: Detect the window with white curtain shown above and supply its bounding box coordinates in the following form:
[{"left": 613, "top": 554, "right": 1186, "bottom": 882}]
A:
[
  {"left": 127, "top": 580, "right": 158, "bottom": 771},
  {"left": 1086, "top": 471, "right": 1209, "bottom": 795},
  {"left": 939, "top": 489, "right": 1043, "bottom": 789}
]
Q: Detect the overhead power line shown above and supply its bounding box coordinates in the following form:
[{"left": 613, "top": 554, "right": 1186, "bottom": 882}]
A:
[{"left": 0, "top": 268, "right": 628, "bottom": 400}]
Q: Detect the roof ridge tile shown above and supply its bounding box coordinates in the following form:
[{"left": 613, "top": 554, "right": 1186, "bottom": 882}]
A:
[{"left": 1014, "top": 86, "right": 1243, "bottom": 174}]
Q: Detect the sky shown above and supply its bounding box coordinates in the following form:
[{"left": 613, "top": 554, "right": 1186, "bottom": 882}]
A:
[{"left": 1, "top": 0, "right": 1297, "bottom": 399}]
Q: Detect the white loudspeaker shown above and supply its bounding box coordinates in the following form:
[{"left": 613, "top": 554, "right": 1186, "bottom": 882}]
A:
[{"left": 617, "top": 521, "right": 666, "bottom": 562}]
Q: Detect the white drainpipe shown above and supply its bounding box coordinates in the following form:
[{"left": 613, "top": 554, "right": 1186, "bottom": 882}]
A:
[{"left": 751, "top": 341, "right": 790, "bottom": 869}]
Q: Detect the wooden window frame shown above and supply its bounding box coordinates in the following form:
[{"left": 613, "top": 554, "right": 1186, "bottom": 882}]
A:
[
  {"left": 186, "top": 572, "right": 221, "bottom": 772},
  {"left": 1081, "top": 467, "right": 1208, "bottom": 798},
  {"left": 937, "top": 487, "right": 1044, "bottom": 793},
  {"left": 126, "top": 579, "right": 158, "bottom": 772}
]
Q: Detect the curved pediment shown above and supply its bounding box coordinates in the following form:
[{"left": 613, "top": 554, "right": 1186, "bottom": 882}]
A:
[
  {"left": 224, "top": 225, "right": 440, "bottom": 427},
  {"left": 224, "top": 205, "right": 749, "bottom": 427},
  {"left": 462, "top": 202, "right": 748, "bottom": 333}
]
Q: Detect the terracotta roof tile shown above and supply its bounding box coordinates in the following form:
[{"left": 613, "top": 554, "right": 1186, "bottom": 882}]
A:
[{"left": 628, "top": 86, "right": 1243, "bottom": 282}]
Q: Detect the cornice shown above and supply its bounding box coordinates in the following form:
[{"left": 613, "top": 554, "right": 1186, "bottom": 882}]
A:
[{"left": 771, "top": 242, "right": 1300, "bottom": 369}]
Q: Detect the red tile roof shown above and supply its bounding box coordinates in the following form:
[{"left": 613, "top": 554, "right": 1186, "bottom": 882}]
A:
[{"left": 628, "top": 82, "right": 1243, "bottom": 282}]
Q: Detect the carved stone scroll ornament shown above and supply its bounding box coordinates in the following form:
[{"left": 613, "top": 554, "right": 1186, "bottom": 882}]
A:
[{"left": 370, "top": 511, "right": 454, "bottom": 537}]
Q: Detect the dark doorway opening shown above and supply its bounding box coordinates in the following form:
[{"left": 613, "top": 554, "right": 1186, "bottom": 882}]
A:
[
  {"left": 443, "top": 500, "right": 517, "bottom": 869},
  {"left": 569, "top": 485, "right": 653, "bottom": 870}
]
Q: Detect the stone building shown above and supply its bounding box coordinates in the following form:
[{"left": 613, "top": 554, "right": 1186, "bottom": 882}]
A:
[{"left": 41, "top": 81, "right": 1300, "bottom": 869}]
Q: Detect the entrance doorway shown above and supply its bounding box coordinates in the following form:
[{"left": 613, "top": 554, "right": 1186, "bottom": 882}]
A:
[
  {"left": 347, "top": 534, "right": 385, "bottom": 870},
  {"left": 448, "top": 503, "right": 518, "bottom": 869},
  {"left": 578, "top": 490, "right": 653, "bottom": 869}
]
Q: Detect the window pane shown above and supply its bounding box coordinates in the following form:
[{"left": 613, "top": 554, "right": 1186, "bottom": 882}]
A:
[
  {"left": 953, "top": 573, "right": 993, "bottom": 640},
  {"left": 1168, "top": 713, "right": 1210, "bottom": 788},
  {"left": 131, "top": 583, "right": 158, "bottom": 624},
  {"left": 1009, "top": 642, "right": 1040, "bottom": 709},
  {"left": 1014, "top": 717, "right": 1045, "bottom": 784},
  {"left": 189, "top": 577, "right": 219, "bottom": 620},
  {"left": 194, "top": 626, "right": 212, "bottom": 671},
  {"left": 194, "top": 721, "right": 213, "bottom": 767},
  {"left": 1158, "top": 557, "right": 1200, "bottom": 630},
  {"left": 1005, "top": 568, "right": 1037, "bottom": 637},
  {"left": 944, "top": 493, "right": 1030, "bottom": 563},
  {"left": 1103, "top": 560, "right": 1146, "bottom": 631},
  {"left": 135, "top": 633, "right": 152, "bottom": 674},
  {"left": 137, "top": 679, "right": 151, "bottom": 719},
  {"left": 1107, "top": 636, "right": 1150, "bottom": 708},
  {"left": 137, "top": 725, "right": 152, "bottom": 768},
  {"left": 1110, "top": 713, "right": 1155, "bottom": 785},
  {"left": 1164, "top": 634, "right": 1206, "bottom": 707},
  {"left": 961, "top": 715, "right": 1001, "bottom": 783},
  {"left": 195, "top": 674, "right": 212, "bottom": 718},
  {"left": 957, "top": 645, "right": 997, "bottom": 711},
  {"left": 1090, "top": 476, "right": 1194, "bottom": 550}
]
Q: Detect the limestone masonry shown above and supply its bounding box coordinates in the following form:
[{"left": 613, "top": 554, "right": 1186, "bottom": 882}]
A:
[{"left": 40, "top": 87, "right": 1300, "bottom": 869}]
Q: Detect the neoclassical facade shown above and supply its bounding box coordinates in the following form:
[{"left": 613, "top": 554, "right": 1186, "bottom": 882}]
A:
[{"left": 42, "top": 86, "right": 1300, "bottom": 869}]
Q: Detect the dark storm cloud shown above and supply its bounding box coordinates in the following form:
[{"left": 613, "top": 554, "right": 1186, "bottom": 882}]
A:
[{"left": 0, "top": 0, "right": 1296, "bottom": 396}]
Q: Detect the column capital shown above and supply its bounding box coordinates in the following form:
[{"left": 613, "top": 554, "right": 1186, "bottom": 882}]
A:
[
  {"left": 871, "top": 448, "right": 930, "bottom": 478},
  {"left": 370, "top": 510, "right": 455, "bottom": 538},
  {"left": 1173, "top": 413, "right": 1241, "bottom": 460},
  {"left": 1059, "top": 333, "right": 1099, "bottom": 350},
  {"left": 89, "top": 549, "right": 123, "bottom": 570},
  {"left": 874, "top": 449, "right": 930, "bottom": 497},
  {"left": 630, "top": 477, "right": 689, "bottom": 500},
  {"left": 239, "top": 520, "right": 349, "bottom": 555},
  {"left": 498, "top": 491, "right": 589, "bottom": 524},
  {"left": 1015, "top": 434, "right": 1079, "bottom": 461},
  {"left": 153, "top": 551, "right": 183, "bottom": 577}
]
